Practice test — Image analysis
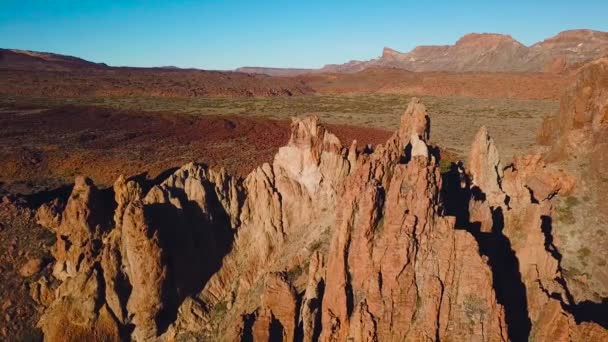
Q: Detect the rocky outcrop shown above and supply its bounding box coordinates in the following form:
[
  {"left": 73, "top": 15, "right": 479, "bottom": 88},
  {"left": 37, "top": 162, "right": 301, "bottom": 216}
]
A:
[
  {"left": 465, "top": 124, "right": 606, "bottom": 341},
  {"left": 36, "top": 164, "right": 241, "bottom": 341},
  {"left": 319, "top": 101, "right": 507, "bottom": 341},
  {"left": 538, "top": 58, "right": 608, "bottom": 304},
  {"left": 32, "top": 95, "right": 607, "bottom": 341},
  {"left": 198, "top": 115, "right": 351, "bottom": 315},
  {"left": 540, "top": 57, "right": 608, "bottom": 158},
  {"left": 121, "top": 200, "right": 168, "bottom": 340},
  {"left": 251, "top": 273, "right": 298, "bottom": 340},
  {"left": 298, "top": 251, "right": 325, "bottom": 342},
  {"left": 35, "top": 176, "right": 122, "bottom": 341},
  {"left": 37, "top": 269, "right": 121, "bottom": 342},
  {"left": 49, "top": 176, "right": 112, "bottom": 282}
]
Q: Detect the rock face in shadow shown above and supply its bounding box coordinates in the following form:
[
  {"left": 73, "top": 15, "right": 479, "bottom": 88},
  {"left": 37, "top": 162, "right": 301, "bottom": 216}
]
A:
[{"left": 32, "top": 95, "right": 607, "bottom": 341}]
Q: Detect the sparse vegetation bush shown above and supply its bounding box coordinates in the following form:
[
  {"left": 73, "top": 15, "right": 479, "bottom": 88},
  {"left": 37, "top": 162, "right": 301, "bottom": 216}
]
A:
[
  {"left": 286, "top": 262, "right": 308, "bottom": 284},
  {"left": 309, "top": 239, "right": 324, "bottom": 252},
  {"left": 578, "top": 247, "right": 591, "bottom": 258},
  {"left": 578, "top": 247, "right": 591, "bottom": 266},
  {"left": 211, "top": 300, "right": 228, "bottom": 319},
  {"left": 463, "top": 294, "right": 486, "bottom": 321},
  {"left": 565, "top": 196, "right": 580, "bottom": 207},
  {"left": 556, "top": 196, "right": 580, "bottom": 225},
  {"left": 561, "top": 266, "right": 583, "bottom": 279}
]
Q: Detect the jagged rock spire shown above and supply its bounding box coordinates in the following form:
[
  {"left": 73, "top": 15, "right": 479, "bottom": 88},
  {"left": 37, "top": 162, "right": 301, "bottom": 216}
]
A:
[
  {"left": 398, "top": 97, "right": 431, "bottom": 143},
  {"left": 467, "top": 126, "right": 505, "bottom": 206}
]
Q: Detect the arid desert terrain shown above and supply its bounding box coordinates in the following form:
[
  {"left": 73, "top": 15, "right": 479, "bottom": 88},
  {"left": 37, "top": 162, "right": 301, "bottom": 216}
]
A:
[{"left": 0, "top": 29, "right": 607, "bottom": 341}]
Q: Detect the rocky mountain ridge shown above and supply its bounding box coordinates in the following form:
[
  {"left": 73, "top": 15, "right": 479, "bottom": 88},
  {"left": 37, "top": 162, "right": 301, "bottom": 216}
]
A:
[{"left": 320, "top": 29, "right": 608, "bottom": 74}]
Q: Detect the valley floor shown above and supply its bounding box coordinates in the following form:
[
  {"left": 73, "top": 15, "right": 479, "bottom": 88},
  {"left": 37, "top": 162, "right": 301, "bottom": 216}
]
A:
[{"left": 1, "top": 93, "right": 557, "bottom": 177}]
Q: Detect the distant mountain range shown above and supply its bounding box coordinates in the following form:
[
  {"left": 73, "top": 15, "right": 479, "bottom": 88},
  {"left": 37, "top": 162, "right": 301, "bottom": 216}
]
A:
[
  {"left": 2, "top": 29, "right": 608, "bottom": 75},
  {"left": 239, "top": 29, "right": 608, "bottom": 75},
  {"left": 235, "top": 66, "right": 316, "bottom": 77}
]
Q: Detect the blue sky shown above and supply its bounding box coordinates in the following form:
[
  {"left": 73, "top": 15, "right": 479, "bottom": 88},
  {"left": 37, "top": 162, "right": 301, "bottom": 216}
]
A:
[{"left": 1, "top": 1, "right": 607, "bottom": 70}]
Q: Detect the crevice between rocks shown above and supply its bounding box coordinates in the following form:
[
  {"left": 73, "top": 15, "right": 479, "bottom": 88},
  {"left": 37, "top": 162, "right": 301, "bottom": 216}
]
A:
[
  {"left": 441, "top": 164, "right": 531, "bottom": 341},
  {"left": 540, "top": 215, "right": 608, "bottom": 328}
]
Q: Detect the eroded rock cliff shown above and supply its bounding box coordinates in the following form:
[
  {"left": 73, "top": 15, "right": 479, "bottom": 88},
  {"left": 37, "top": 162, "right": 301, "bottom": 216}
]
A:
[
  {"left": 538, "top": 58, "right": 608, "bottom": 307},
  {"left": 32, "top": 95, "right": 607, "bottom": 341}
]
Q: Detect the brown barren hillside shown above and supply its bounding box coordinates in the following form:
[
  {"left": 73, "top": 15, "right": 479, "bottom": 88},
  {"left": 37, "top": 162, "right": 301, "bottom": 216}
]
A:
[
  {"left": 0, "top": 68, "right": 314, "bottom": 98},
  {"left": 235, "top": 66, "right": 315, "bottom": 76},
  {"left": 0, "top": 65, "right": 572, "bottom": 101},
  {"left": 0, "top": 48, "right": 108, "bottom": 71},
  {"left": 300, "top": 67, "right": 573, "bottom": 100},
  {"left": 0, "top": 49, "right": 313, "bottom": 98}
]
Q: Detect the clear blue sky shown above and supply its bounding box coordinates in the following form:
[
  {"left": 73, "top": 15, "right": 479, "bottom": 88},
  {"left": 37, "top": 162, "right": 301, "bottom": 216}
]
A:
[{"left": 1, "top": 0, "right": 607, "bottom": 70}]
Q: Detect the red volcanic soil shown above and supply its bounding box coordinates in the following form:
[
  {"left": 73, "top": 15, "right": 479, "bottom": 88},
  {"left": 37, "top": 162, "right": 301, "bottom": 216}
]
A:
[{"left": 0, "top": 106, "right": 391, "bottom": 194}]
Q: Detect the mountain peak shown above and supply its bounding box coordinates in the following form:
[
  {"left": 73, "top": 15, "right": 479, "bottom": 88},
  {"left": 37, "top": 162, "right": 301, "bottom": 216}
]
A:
[
  {"left": 382, "top": 47, "right": 402, "bottom": 58},
  {"left": 543, "top": 29, "right": 608, "bottom": 44},
  {"left": 454, "top": 33, "right": 522, "bottom": 48}
]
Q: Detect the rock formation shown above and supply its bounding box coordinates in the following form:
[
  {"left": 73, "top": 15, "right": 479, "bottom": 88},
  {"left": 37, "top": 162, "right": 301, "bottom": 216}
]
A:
[
  {"left": 298, "top": 251, "right": 325, "bottom": 342},
  {"left": 252, "top": 273, "right": 298, "bottom": 341},
  {"left": 464, "top": 127, "right": 596, "bottom": 341},
  {"left": 32, "top": 95, "right": 607, "bottom": 341},
  {"left": 318, "top": 100, "right": 507, "bottom": 341},
  {"left": 538, "top": 57, "right": 608, "bottom": 304}
]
